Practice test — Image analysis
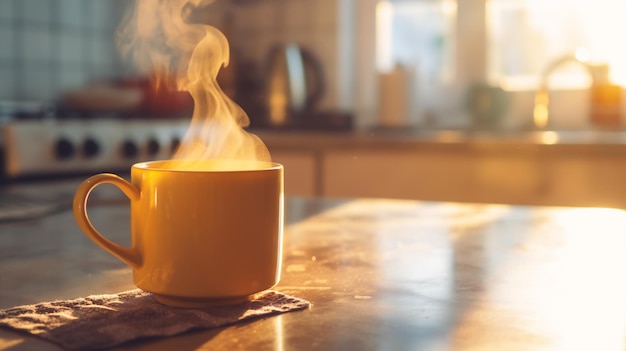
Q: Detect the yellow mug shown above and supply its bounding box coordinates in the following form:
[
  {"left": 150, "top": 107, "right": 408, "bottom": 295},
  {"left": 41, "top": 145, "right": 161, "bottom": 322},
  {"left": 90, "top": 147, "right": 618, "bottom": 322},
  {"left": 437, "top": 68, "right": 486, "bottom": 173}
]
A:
[{"left": 73, "top": 160, "right": 284, "bottom": 307}]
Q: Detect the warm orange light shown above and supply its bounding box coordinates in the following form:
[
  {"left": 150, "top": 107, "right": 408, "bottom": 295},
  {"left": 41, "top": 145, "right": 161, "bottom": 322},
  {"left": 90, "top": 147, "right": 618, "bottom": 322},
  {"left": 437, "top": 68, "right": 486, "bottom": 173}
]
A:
[
  {"left": 533, "top": 89, "right": 549, "bottom": 128},
  {"left": 574, "top": 47, "right": 591, "bottom": 62},
  {"left": 539, "top": 131, "right": 559, "bottom": 144}
]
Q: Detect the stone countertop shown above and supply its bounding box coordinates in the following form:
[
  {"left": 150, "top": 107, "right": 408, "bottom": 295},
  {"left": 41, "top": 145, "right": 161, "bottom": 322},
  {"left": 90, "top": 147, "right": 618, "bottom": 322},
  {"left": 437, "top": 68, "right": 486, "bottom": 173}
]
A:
[{"left": 1, "top": 197, "right": 625, "bottom": 350}]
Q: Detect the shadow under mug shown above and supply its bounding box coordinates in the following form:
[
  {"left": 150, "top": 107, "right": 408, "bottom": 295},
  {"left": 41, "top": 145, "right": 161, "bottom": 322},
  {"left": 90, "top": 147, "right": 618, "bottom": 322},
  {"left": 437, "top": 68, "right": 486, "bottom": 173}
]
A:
[{"left": 73, "top": 160, "right": 284, "bottom": 308}]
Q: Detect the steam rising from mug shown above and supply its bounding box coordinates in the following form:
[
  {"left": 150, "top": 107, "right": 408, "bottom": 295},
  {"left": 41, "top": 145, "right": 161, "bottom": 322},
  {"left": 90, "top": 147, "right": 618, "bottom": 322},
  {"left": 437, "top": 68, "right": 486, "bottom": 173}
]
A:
[{"left": 117, "top": 0, "right": 270, "bottom": 170}]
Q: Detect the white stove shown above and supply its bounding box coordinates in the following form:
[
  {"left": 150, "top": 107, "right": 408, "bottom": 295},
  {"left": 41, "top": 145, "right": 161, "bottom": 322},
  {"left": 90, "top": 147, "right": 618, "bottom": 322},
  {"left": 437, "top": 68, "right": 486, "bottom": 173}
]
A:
[{"left": 2, "top": 118, "right": 189, "bottom": 179}]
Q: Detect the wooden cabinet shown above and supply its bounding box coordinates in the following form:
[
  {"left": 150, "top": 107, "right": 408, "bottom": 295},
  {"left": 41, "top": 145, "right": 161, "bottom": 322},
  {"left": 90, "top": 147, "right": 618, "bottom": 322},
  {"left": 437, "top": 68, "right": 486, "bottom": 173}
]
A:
[
  {"left": 323, "top": 145, "right": 626, "bottom": 208},
  {"left": 537, "top": 150, "right": 626, "bottom": 208},
  {"left": 270, "top": 150, "right": 317, "bottom": 196},
  {"left": 323, "top": 149, "right": 475, "bottom": 201},
  {"left": 263, "top": 131, "right": 626, "bottom": 208}
]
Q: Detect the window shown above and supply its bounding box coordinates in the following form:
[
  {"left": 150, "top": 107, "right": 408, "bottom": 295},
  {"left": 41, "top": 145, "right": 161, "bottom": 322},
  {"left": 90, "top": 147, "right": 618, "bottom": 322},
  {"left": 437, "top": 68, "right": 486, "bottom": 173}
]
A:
[
  {"left": 488, "top": 0, "right": 626, "bottom": 90},
  {"left": 372, "top": 0, "right": 626, "bottom": 129},
  {"left": 376, "top": 0, "right": 455, "bottom": 81},
  {"left": 375, "top": 0, "right": 456, "bottom": 126}
]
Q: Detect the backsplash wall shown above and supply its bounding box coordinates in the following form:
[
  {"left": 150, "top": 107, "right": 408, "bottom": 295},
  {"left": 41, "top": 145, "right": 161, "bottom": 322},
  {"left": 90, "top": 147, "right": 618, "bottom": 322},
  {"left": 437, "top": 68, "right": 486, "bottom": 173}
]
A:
[
  {"left": 0, "top": 0, "right": 355, "bottom": 119},
  {"left": 0, "top": 0, "right": 125, "bottom": 102},
  {"left": 224, "top": 0, "right": 354, "bottom": 114}
]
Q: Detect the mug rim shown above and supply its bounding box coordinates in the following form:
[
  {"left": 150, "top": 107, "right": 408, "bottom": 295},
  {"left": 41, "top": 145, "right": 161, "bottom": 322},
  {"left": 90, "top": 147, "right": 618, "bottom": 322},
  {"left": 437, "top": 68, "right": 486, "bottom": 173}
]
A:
[{"left": 133, "top": 160, "right": 283, "bottom": 173}]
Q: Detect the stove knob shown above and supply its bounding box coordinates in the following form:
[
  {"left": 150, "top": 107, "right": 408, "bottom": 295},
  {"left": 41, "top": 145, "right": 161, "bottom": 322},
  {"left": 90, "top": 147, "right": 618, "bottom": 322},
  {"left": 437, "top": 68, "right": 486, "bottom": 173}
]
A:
[
  {"left": 170, "top": 137, "right": 181, "bottom": 155},
  {"left": 82, "top": 138, "right": 100, "bottom": 158},
  {"left": 54, "top": 138, "right": 75, "bottom": 160},
  {"left": 121, "top": 140, "right": 138, "bottom": 159},
  {"left": 147, "top": 138, "right": 160, "bottom": 157}
]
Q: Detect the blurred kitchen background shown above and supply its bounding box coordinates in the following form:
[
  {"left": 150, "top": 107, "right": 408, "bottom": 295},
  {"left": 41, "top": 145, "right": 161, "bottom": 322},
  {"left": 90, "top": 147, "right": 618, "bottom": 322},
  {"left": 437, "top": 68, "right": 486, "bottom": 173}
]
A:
[{"left": 1, "top": 0, "right": 625, "bottom": 212}]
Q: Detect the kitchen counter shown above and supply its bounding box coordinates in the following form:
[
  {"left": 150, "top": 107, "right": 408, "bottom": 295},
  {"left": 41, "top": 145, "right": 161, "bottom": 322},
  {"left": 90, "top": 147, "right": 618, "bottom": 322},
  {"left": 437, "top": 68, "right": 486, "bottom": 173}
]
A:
[
  {"left": 1, "top": 196, "right": 625, "bottom": 350},
  {"left": 255, "top": 128, "right": 626, "bottom": 150}
]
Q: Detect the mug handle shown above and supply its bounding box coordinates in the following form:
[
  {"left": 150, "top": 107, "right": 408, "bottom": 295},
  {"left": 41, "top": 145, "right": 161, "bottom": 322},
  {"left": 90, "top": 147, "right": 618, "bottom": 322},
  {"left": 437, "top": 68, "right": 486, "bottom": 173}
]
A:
[{"left": 73, "top": 173, "right": 142, "bottom": 269}]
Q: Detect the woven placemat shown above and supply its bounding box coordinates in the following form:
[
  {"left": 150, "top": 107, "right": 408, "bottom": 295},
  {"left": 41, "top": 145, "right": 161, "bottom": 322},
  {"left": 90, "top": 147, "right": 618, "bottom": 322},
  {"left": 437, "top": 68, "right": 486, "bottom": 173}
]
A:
[{"left": 0, "top": 289, "right": 310, "bottom": 350}]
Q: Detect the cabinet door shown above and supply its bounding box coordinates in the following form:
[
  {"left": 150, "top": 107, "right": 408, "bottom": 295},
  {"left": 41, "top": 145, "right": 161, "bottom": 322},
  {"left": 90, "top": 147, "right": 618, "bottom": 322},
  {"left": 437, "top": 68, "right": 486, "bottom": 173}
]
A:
[
  {"left": 323, "top": 149, "right": 474, "bottom": 200},
  {"left": 540, "top": 153, "right": 626, "bottom": 208},
  {"left": 323, "top": 147, "right": 547, "bottom": 204},
  {"left": 271, "top": 151, "right": 317, "bottom": 196}
]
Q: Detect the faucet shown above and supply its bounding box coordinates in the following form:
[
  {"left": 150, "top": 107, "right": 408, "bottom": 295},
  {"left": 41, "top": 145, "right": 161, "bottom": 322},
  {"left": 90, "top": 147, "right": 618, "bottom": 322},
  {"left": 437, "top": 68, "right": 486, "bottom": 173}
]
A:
[{"left": 533, "top": 54, "right": 598, "bottom": 129}]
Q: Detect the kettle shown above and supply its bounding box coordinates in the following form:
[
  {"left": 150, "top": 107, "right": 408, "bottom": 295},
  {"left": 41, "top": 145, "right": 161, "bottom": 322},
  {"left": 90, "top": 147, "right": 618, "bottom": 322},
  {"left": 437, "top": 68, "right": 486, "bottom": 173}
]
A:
[{"left": 265, "top": 43, "right": 325, "bottom": 126}]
